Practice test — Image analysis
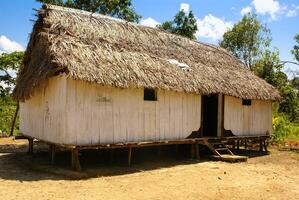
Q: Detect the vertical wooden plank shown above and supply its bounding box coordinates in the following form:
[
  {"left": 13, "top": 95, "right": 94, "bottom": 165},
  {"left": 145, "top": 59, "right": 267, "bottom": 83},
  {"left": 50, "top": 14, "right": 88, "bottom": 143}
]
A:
[
  {"left": 159, "top": 90, "right": 165, "bottom": 140},
  {"left": 164, "top": 90, "right": 170, "bottom": 139},
  {"left": 137, "top": 89, "right": 144, "bottom": 142},
  {"left": 182, "top": 94, "right": 187, "bottom": 138},
  {"left": 155, "top": 90, "right": 160, "bottom": 140}
]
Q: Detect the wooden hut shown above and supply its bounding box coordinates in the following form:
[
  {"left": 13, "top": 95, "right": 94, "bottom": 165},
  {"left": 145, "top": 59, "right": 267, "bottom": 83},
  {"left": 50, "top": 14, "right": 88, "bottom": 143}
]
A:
[{"left": 13, "top": 4, "right": 280, "bottom": 169}]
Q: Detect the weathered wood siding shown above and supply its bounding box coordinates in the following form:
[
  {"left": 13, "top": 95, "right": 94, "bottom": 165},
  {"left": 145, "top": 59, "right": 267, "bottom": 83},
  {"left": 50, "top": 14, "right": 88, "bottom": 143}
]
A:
[
  {"left": 224, "top": 96, "right": 272, "bottom": 136},
  {"left": 20, "top": 76, "right": 201, "bottom": 145},
  {"left": 20, "top": 75, "right": 67, "bottom": 142}
]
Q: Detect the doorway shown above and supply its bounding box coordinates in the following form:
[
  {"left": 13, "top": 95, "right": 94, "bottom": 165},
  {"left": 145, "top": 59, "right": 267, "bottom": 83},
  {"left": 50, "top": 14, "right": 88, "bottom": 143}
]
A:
[{"left": 202, "top": 94, "right": 218, "bottom": 137}]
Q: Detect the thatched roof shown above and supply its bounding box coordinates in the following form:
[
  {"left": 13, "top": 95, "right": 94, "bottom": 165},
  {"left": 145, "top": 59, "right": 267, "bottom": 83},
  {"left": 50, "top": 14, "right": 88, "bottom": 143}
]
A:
[{"left": 13, "top": 4, "right": 280, "bottom": 101}]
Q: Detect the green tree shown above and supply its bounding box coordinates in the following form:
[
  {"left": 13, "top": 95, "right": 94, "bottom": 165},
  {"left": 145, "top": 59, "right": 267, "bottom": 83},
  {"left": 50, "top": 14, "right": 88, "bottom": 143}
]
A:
[
  {"left": 291, "top": 34, "right": 299, "bottom": 63},
  {"left": 291, "top": 77, "right": 299, "bottom": 90},
  {"left": 0, "top": 52, "right": 24, "bottom": 135},
  {"left": 220, "top": 13, "right": 271, "bottom": 70},
  {"left": 252, "top": 49, "right": 287, "bottom": 88},
  {"left": 0, "top": 52, "right": 24, "bottom": 96},
  {"left": 158, "top": 10, "right": 198, "bottom": 40},
  {"left": 0, "top": 96, "right": 19, "bottom": 135},
  {"left": 279, "top": 85, "right": 299, "bottom": 122},
  {"left": 37, "top": 0, "right": 141, "bottom": 22}
]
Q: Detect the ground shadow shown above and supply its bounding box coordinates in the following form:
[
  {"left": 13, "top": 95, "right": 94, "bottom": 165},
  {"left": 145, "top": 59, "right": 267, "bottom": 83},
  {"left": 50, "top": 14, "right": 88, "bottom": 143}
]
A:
[
  {"left": 0, "top": 145, "right": 210, "bottom": 181},
  {"left": 0, "top": 143, "right": 271, "bottom": 181}
]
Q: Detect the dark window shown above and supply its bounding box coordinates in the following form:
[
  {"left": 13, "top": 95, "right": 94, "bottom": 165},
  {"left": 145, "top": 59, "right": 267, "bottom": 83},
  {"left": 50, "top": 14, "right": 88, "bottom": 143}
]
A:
[
  {"left": 242, "top": 99, "right": 252, "bottom": 106},
  {"left": 144, "top": 88, "right": 157, "bottom": 101}
]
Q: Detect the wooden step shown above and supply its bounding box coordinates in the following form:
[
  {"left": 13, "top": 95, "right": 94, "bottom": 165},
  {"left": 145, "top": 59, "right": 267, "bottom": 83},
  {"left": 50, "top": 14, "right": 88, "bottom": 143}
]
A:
[
  {"left": 211, "top": 155, "right": 248, "bottom": 162},
  {"left": 215, "top": 148, "right": 230, "bottom": 151}
]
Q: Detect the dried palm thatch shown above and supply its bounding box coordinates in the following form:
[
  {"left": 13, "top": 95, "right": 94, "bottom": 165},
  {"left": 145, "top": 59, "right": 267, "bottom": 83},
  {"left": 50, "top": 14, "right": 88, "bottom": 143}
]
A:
[{"left": 13, "top": 4, "right": 280, "bottom": 101}]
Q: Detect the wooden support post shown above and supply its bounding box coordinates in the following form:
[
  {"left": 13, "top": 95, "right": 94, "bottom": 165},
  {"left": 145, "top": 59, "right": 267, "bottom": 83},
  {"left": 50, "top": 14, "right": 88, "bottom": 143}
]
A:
[
  {"left": 195, "top": 143, "right": 200, "bottom": 160},
  {"left": 49, "top": 144, "right": 56, "bottom": 165},
  {"left": 175, "top": 145, "right": 179, "bottom": 154},
  {"left": 109, "top": 149, "right": 114, "bottom": 162},
  {"left": 71, "top": 148, "right": 81, "bottom": 171},
  {"left": 190, "top": 144, "right": 200, "bottom": 160},
  {"left": 259, "top": 138, "right": 263, "bottom": 152},
  {"left": 9, "top": 103, "right": 19, "bottom": 137},
  {"left": 190, "top": 144, "right": 195, "bottom": 159},
  {"left": 28, "top": 138, "right": 33, "bottom": 155},
  {"left": 237, "top": 140, "right": 240, "bottom": 150},
  {"left": 244, "top": 139, "right": 247, "bottom": 149},
  {"left": 128, "top": 147, "right": 132, "bottom": 166},
  {"left": 232, "top": 140, "right": 236, "bottom": 150},
  {"left": 263, "top": 139, "right": 268, "bottom": 152}
]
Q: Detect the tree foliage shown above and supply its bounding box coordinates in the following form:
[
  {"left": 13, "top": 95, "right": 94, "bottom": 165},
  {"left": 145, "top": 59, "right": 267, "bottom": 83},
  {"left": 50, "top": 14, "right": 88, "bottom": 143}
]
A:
[
  {"left": 0, "top": 52, "right": 24, "bottom": 96},
  {"left": 0, "top": 52, "right": 23, "bottom": 135},
  {"left": 0, "top": 96, "right": 19, "bottom": 135},
  {"left": 220, "top": 13, "right": 271, "bottom": 70},
  {"left": 37, "top": 0, "right": 141, "bottom": 22},
  {"left": 291, "top": 34, "right": 299, "bottom": 63},
  {"left": 252, "top": 49, "right": 287, "bottom": 89},
  {"left": 291, "top": 77, "right": 299, "bottom": 90},
  {"left": 279, "top": 85, "right": 299, "bottom": 122},
  {"left": 158, "top": 10, "right": 198, "bottom": 40}
]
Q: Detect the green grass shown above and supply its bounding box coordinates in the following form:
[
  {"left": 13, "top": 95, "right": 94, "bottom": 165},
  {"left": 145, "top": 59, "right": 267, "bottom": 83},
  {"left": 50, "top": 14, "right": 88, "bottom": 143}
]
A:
[{"left": 272, "top": 114, "right": 299, "bottom": 142}]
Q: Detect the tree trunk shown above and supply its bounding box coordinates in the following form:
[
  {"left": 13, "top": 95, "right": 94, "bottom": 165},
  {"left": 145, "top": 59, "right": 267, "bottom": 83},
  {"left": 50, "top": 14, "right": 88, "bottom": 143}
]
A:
[{"left": 9, "top": 102, "right": 19, "bottom": 137}]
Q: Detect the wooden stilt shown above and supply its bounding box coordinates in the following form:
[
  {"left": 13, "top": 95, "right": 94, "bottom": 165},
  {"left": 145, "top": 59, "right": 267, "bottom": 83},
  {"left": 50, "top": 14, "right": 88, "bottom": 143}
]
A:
[
  {"left": 49, "top": 144, "right": 56, "bottom": 165},
  {"left": 195, "top": 143, "right": 200, "bottom": 160},
  {"left": 175, "top": 145, "right": 179, "bottom": 154},
  {"left": 190, "top": 144, "right": 195, "bottom": 159},
  {"left": 263, "top": 139, "right": 268, "bottom": 152},
  {"left": 157, "top": 146, "right": 162, "bottom": 156},
  {"left": 237, "top": 140, "right": 240, "bottom": 150},
  {"left": 71, "top": 148, "right": 81, "bottom": 171},
  {"left": 244, "top": 139, "right": 247, "bottom": 149},
  {"left": 128, "top": 147, "right": 132, "bottom": 166},
  {"left": 232, "top": 140, "right": 236, "bottom": 150},
  {"left": 259, "top": 138, "right": 263, "bottom": 152},
  {"left": 109, "top": 149, "right": 114, "bottom": 162},
  {"left": 28, "top": 138, "right": 33, "bottom": 155}
]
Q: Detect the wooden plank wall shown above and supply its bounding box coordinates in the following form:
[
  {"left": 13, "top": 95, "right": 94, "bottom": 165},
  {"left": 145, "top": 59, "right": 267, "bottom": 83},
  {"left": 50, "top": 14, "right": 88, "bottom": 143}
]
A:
[
  {"left": 224, "top": 96, "right": 272, "bottom": 136},
  {"left": 20, "top": 75, "right": 67, "bottom": 142},
  {"left": 65, "top": 78, "right": 201, "bottom": 145},
  {"left": 20, "top": 76, "right": 201, "bottom": 145}
]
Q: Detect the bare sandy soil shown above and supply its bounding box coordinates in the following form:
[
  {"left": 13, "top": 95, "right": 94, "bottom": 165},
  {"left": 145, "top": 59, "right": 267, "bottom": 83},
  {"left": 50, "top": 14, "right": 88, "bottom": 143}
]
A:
[{"left": 0, "top": 138, "right": 298, "bottom": 200}]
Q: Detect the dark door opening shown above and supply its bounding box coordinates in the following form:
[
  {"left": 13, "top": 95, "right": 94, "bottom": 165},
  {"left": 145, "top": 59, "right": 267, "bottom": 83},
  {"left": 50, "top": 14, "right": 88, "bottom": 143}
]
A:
[{"left": 202, "top": 94, "right": 218, "bottom": 137}]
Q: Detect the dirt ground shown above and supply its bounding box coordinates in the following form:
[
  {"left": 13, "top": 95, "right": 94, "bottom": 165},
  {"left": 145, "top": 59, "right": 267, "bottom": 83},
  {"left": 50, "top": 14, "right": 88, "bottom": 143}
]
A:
[{"left": 0, "top": 138, "right": 298, "bottom": 200}]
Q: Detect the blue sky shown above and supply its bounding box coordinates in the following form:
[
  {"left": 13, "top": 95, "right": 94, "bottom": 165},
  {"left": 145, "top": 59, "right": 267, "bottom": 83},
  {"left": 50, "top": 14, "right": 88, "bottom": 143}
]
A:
[{"left": 0, "top": 0, "right": 298, "bottom": 75}]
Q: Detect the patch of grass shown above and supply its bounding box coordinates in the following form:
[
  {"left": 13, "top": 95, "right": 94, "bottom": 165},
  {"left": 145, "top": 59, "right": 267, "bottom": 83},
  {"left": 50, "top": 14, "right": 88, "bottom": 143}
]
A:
[{"left": 272, "top": 114, "right": 299, "bottom": 142}]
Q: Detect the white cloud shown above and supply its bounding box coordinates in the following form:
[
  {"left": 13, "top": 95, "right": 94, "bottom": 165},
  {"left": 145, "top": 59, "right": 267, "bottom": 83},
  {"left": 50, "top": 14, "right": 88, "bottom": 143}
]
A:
[
  {"left": 140, "top": 17, "right": 160, "bottom": 28},
  {"left": 286, "top": 4, "right": 299, "bottom": 17},
  {"left": 180, "top": 3, "right": 190, "bottom": 13},
  {"left": 241, "top": 6, "right": 252, "bottom": 15},
  {"left": 287, "top": 9, "right": 297, "bottom": 17},
  {"left": 252, "top": 0, "right": 280, "bottom": 19},
  {"left": 241, "top": 0, "right": 299, "bottom": 20},
  {"left": 196, "top": 14, "right": 233, "bottom": 41},
  {"left": 0, "top": 35, "right": 24, "bottom": 53}
]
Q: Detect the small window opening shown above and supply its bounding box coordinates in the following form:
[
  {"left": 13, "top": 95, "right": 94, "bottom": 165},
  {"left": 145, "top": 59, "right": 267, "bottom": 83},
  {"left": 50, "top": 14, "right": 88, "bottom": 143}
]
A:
[
  {"left": 242, "top": 99, "right": 252, "bottom": 106},
  {"left": 144, "top": 88, "right": 157, "bottom": 101}
]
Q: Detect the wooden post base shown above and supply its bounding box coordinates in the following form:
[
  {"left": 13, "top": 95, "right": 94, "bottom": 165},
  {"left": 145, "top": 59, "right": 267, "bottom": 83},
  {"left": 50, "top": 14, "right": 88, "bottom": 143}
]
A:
[
  {"left": 128, "top": 147, "right": 132, "bottom": 166},
  {"left": 71, "top": 148, "right": 81, "bottom": 171},
  {"left": 28, "top": 138, "right": 33, "bottom": 155},
  {"left": 49, "top": 144, "right": 56, "bottom": 165},
  {"left": 190, "top": 144, "right": 200, "bottom": 160},
  {"left": 263, "top": 139, "right": 268, "bottom": 152},
  {"left": 259, "top": 138, "right": 263, "bottom": 152}
]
